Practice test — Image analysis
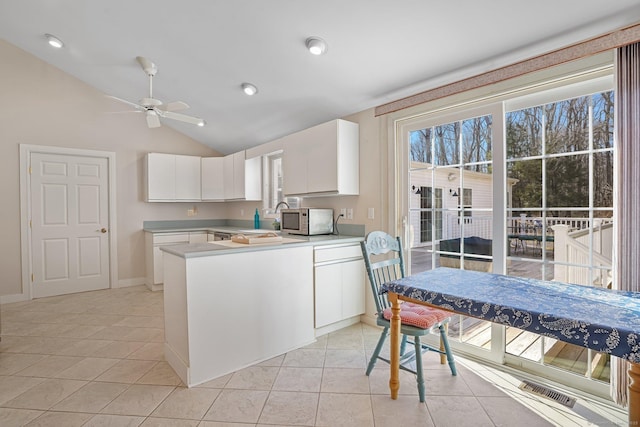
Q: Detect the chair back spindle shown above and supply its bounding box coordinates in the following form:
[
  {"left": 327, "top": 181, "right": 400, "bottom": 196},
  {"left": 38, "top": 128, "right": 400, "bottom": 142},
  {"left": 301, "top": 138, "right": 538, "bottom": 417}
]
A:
[{"left": 361, "top": 231, "right": 406, "bottom": 314}]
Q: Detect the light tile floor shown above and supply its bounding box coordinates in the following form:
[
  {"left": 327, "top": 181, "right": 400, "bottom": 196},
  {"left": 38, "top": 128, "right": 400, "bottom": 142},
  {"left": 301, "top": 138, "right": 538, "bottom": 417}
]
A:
[{"left": 0, "top": 285, "right": 628, "bottom": 426}]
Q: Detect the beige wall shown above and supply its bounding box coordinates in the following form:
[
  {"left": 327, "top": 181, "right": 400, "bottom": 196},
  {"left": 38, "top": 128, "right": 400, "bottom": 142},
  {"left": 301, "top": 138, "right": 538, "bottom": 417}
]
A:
[
  {"left": 236, "top": 109, "right": 389, "bottom": 235},
  {"left": 0, "top": 39, "right": 391, "bottom": 300},
  {"left": 0, "top": 40, "right": 228, "bottom": 297}
]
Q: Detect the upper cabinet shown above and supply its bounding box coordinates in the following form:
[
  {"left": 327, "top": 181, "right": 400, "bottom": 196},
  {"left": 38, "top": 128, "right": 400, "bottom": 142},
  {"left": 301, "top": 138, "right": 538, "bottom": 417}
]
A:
[
  {"left": 201, "top": 157, "right": 225, "bottom": 201},
  {"left": 283, "top": 119, "right": 359, "bottom": 197},
  {"left": 223, "top": 151, "right": 261, "bottom": 201},
  {"left": 145, "top": 153, "right": 201, "bottom": 202},
  {"left": 146, "top": 151, "right": 262, "bottom": 202}
]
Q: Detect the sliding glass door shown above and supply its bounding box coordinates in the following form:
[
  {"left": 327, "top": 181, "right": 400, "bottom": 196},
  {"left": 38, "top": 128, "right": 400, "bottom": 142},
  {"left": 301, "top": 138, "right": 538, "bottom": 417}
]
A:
[
  {"left": 400, "top": 104, "right": 505, "bottom": 363},
  {"left": 503, "top": 80, "right": 615, "bottom": 388},
  {"left": 395, "top": 74, "right": 614, "bottom": 396}
]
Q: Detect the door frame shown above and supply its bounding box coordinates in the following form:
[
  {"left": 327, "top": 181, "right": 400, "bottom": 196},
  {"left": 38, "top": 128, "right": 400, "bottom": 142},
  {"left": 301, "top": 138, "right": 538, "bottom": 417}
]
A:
[{"left": 19, "top": 144, "right": 118, "bottom": 300}]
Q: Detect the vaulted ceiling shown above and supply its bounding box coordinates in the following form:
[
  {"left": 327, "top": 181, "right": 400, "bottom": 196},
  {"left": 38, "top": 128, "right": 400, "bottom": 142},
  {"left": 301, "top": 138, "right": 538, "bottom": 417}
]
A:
[{"left": 1, "top": 1, "right": 639, "bottom": 154}]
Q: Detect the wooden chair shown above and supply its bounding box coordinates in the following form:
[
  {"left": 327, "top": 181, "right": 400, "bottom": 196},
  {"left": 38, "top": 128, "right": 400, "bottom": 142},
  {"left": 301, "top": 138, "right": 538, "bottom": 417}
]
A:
[{"left": 361, "top": 231, "right": 457, "bottom": 402}]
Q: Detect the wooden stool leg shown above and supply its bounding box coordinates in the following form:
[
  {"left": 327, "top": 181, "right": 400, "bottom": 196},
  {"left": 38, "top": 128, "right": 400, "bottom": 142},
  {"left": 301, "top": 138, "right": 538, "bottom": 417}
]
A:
[
  {"left": 629, "top": 363, "right": 640, "bottom": 426},
  {"left": 440, "top": 323, "right": 447, "bottom": 365},
  {"left": 389, "top": 293, "right": 400, "bottom": 400}
]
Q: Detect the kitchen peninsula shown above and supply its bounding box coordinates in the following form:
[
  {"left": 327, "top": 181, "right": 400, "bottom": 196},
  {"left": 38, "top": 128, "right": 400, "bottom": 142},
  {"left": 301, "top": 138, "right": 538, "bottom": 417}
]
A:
[{"left": 159, "top": 233, "right": 364, "bottom": 387}]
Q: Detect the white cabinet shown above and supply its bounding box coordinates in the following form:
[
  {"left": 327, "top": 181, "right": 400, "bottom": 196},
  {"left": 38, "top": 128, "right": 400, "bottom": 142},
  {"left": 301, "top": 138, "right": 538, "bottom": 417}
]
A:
[
  {"left": 201, "top": 157, "right": 225, "bottom": 201},
  {"left": 283, "top": 119, "right": 359, "bottom": 197},
  {"left": 313, "top": 243, "right": 365, "bottom": 329},
  {"left": 145, "top": 231, "right": 205, "bottom": 291},
  {"left": 146, "top": 153, "right": 175, "bottom": 200},
  {"left": 189, "top": 231, "right": 208, "bottom": 244},
  {"left": 162, "top": 245, "right": 315, "bottom": 386},
  {"left": 145, "top": 153, "right": 201, "bottom": 202},
  {"left": 175, "top": 155, "right": 201, "bottom": 200},
  {"left": 223, "top": 151, "right": 261, "bottom": 201}
]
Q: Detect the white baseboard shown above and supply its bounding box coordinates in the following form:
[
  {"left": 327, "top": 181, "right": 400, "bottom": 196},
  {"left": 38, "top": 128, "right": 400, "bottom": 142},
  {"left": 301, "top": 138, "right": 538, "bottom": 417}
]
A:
[
  {"left": 0, "top": 292, "right": 29, "bottom": 305},
  {"left": 117, "top": 277, "right": 146, "bottom": 288},
  {"left": 315, "top": 316, "right": 362, "bottom": 337},
  {"left": 1, "top": 277, "right": 145, "bottom": 305},
  {"left": 360, "top": 315, "right": 378, "bottom": 329}
]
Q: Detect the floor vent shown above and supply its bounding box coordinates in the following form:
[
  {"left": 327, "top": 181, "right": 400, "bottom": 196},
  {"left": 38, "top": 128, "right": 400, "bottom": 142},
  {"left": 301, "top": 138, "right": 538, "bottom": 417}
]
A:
[{"left": 518, "top": 380, "right": 576, "bottom": 408}]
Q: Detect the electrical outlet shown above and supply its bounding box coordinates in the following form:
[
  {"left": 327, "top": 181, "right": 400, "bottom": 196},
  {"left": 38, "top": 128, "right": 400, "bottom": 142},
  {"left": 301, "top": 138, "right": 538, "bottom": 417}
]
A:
[
  {"left": 346, "top": 208, "right": 353, "bottom": 220},
  {"left": 240, "top": 209, "right": 244, "bottom": 216},
  {"left": 187, "top": 207, "right": 197, "bottom": 217},
  {"left": 340, "top": 208, "right": 346, "bottom": 217}
]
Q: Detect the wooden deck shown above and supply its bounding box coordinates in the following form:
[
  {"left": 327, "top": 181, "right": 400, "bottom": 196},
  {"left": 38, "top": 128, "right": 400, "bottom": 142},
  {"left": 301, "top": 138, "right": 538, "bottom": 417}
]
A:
[{"left": 410, "top": 243, "right": 610, "bottom": 383}]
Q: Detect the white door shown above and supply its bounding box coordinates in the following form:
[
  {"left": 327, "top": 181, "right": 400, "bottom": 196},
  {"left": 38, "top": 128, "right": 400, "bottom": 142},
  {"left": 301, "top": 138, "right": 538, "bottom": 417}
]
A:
[{"left": 30, "top": 152, "right": 110, "bottom": 298}]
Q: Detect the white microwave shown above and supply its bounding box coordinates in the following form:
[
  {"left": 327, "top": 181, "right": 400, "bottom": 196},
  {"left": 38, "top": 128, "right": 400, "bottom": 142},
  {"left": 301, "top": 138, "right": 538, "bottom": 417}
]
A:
[{"left": 280, "top": 208, "right": 334, "bottom": 235}]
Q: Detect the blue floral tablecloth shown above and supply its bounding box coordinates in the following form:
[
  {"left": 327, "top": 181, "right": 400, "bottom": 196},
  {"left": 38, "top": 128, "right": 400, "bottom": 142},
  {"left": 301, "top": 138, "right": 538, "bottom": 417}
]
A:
[{"left": 381, "top": 267, "right": 640, "bottom": 362}]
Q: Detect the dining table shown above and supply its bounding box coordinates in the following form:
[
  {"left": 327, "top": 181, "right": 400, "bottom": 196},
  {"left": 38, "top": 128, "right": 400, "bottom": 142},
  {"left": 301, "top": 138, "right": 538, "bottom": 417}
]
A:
[{"left": 381, "top": 267, "right": 640, "bottom": 425}]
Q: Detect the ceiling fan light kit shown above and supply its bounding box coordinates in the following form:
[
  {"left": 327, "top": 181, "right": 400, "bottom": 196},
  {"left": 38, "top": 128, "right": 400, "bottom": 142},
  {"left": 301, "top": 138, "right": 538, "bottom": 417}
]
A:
[{"left": 108, "top": 56, "right": 205, "bottom": 129}]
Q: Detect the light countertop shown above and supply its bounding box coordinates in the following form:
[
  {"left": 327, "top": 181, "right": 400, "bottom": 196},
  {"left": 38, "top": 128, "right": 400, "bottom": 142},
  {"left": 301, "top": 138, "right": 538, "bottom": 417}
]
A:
[
  {"left": 160, "top": 234, "right": 363, "bottom": 258},
  {"left": 145, "top": 223, "right": 362, "bottom": 259}
]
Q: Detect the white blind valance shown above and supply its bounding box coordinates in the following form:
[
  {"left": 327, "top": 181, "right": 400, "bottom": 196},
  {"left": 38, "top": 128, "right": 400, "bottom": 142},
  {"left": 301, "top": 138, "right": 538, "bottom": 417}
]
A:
[{"left": 375, "top": 23, "right": 640, "bottom": 117}]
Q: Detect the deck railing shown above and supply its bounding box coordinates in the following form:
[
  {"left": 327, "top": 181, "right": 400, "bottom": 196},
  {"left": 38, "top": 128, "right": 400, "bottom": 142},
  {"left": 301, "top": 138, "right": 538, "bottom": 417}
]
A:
[{"left": 551, "top": 223, "right": 613, "bottom": 287}]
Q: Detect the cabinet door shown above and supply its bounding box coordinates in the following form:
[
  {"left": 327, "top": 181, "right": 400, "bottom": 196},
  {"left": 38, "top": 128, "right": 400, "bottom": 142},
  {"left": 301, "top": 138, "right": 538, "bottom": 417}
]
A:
[
  {"left": 146, "top": 153, "right": 176, "bottom": 201},
  {"left": 306, "top": 121, "right": 338, "bottom": 194},
  {"left": 201, "top": 157, "right": 224, "bottom": 200},
  {"left": 283, "top": 134, "right": 309, "bottom": 196},
  {"left": 341, "top": 259, "right": 365, "bottom": 319},
  {"left": 244, "top": 156, "right": 262, "bottom": 201},
  {"left": 223, "top": 153, "right": 235, "bottom": 200},
  {"left": 314, "top": 263, "right": 343, "bottom": 328},
  {"left": 175, "top": 155, "right": 201, "bottom": 200},
  {"left": 233, "top": 151, "right": 246, "bottom": 199},
  {"left": 189, "top": 232, "right": 208, "bottom": 244}
]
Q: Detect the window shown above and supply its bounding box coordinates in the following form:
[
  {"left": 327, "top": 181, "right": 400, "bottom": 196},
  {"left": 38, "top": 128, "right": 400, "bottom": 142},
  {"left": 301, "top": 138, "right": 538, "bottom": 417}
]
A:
[
  {"left": 457, "top": 188, "right": 472, "bottom": 223},
  {"left": 263, "top": 151, "right": 298, "bottom": 218},
  {"left": 266, "top": 151, "right": 283, "bottom": 210},
  {"left": 419, "top": 187, "right": 442, "bottom": 242}
]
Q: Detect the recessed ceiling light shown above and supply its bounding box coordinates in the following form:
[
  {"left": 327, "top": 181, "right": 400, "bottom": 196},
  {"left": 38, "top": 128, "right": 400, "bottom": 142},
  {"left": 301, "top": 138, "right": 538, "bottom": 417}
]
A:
[
  {"left": 241, "top": 83, "right": 258, "bottom": 96},
  {"left": 305, "top": 37, "right": 328, "bottom": 55},
  {"left": 45, "top": 33, "right": 64, "bottom": 49}
]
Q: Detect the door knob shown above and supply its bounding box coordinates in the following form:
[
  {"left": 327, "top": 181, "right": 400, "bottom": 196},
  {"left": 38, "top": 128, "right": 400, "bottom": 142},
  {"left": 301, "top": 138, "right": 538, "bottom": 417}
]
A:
[{"left": 99, "top": 228, "right": 107, "bottom": 233}]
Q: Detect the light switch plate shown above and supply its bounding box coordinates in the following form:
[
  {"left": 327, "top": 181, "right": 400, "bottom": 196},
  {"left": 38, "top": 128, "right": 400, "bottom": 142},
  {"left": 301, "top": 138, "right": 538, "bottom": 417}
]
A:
[{"left": 368, "top": 207, "right": 374, "bottom": 219}]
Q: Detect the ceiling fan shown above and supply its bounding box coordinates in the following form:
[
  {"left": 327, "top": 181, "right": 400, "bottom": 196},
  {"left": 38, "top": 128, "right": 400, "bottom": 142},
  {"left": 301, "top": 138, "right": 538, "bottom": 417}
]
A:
[{"left": 108, "top": 56, "right": 205, "bottom": 129}]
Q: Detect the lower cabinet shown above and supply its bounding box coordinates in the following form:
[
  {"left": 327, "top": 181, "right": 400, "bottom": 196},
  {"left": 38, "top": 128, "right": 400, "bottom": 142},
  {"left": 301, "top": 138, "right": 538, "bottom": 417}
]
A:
[
  {"left": 314, "top": 244, "right": 365, "bottom": 329},
  {"left": 145, "top": 231, "right": 207, "bottom": 291}
]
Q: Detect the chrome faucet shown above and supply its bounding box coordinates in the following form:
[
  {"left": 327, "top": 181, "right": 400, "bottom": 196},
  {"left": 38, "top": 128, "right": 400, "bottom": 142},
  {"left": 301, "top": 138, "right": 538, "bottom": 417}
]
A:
[{"left": 274, "top": 201, "right": 290, "bottom": 213}]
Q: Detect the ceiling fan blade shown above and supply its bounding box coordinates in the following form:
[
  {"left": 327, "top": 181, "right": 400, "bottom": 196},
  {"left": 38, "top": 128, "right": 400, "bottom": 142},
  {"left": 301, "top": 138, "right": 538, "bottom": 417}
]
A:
[
  {"left": 157, "top": 110, "right": 205, "bottom": 127},
  {"left": 146, "top": 110, "right": 161, "bottom": 128},
  {"left": 156, "top": 101, "right": 190, "bottom": 112},
  {"left": 106, "top": 95, "right": 145, "bottom": 111}
]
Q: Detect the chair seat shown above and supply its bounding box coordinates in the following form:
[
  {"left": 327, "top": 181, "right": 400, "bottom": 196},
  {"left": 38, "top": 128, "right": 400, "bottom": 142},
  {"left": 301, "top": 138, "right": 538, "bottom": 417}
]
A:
[{"left": 382, "top": 302, "right": 451, "bottom": 329}]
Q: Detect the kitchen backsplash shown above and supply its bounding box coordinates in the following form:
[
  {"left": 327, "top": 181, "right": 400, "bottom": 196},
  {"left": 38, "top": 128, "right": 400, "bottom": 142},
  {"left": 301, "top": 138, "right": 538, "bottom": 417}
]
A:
[{"left": 143, "top": 219, "right": 365, "bottom": 236}]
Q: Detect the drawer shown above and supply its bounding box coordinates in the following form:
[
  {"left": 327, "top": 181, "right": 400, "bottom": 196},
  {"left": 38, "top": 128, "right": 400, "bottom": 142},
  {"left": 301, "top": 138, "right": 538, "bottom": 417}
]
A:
[
  {"left": 153, "top": 233, "right": 189, "bottom": 245},
  {"left": 314, "top": 244, "right": 362, "bottom": 263}
]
